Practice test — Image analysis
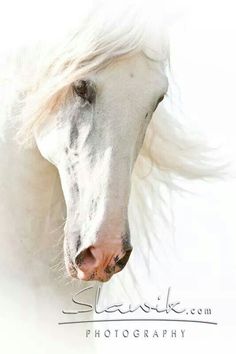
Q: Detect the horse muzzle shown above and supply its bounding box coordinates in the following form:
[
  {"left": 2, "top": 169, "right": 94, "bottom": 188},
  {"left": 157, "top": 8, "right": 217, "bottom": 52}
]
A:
[{"left": 65, "top": 241, "right": 133, "bottom": 282}]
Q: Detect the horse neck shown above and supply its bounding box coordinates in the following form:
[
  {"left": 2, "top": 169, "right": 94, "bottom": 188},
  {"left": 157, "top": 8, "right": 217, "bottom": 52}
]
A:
[{"left": 0, "top": 130, "right": 66, "bottom": 272}]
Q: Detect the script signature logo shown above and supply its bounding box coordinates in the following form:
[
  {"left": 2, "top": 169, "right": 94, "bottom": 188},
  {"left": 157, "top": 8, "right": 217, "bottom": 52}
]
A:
[{"left": 62, "top": 286, "right": 185, "bottom": 315}]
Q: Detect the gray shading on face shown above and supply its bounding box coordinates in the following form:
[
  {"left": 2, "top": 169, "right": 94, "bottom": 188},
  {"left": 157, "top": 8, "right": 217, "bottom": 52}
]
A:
[
  {"left": 69, "top": 118, "right": 79, "bottom": 149},
  {"left": 69, "top": 80, "right": 96, "bottom": 149},
  {"left": 63, "top": 79, "right": 97, "bottom": 206}
]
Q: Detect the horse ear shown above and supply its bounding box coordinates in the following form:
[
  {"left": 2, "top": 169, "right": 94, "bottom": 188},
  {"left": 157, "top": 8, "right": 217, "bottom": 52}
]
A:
[{"left": 73, "top": 80, "right": 96, "bottom": 104}]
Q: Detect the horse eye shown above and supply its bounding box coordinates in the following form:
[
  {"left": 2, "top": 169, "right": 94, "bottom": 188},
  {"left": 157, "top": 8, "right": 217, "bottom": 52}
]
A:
[{"left": 73, "top": 80, "right": 96, "bottom": 104}]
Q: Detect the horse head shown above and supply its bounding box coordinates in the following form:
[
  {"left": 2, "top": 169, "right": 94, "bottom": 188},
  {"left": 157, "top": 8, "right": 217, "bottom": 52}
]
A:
[{"left": 31, "top": 41, "right": 168, "bottom": 282}]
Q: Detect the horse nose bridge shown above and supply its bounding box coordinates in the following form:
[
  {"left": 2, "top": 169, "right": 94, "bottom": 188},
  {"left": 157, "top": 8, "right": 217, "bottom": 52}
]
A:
[
  {"left": 64, "top": 196, "right": 131, "bottom": 250},
  {"left": 78, "top": 190, "right": 130, "bottom": 232},
  {"left": 79, "top": 149, "right": 132, "bottom": 194}
]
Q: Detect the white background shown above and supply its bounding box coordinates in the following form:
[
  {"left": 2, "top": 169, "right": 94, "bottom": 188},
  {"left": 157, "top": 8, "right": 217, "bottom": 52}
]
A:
[{"left": 0, "top": 0, "right": 236, "bottom": 353}]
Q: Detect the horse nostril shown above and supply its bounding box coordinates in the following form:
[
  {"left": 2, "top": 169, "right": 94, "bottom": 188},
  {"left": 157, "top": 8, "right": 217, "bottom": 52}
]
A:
[
  {"left": 73, "top": 245, "right": 132, "bottom": 280},
  {"left": 116, "top": 248, "right": 132, "bottom": 270},
  {"left": 75, "top": 246, "right": 97, "bottom": 269}
]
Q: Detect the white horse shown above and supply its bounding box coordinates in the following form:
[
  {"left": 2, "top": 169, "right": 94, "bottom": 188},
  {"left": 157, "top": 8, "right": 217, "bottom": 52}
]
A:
[{"left": 0, "top": 4, "right": 223, "bottom": 351}]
